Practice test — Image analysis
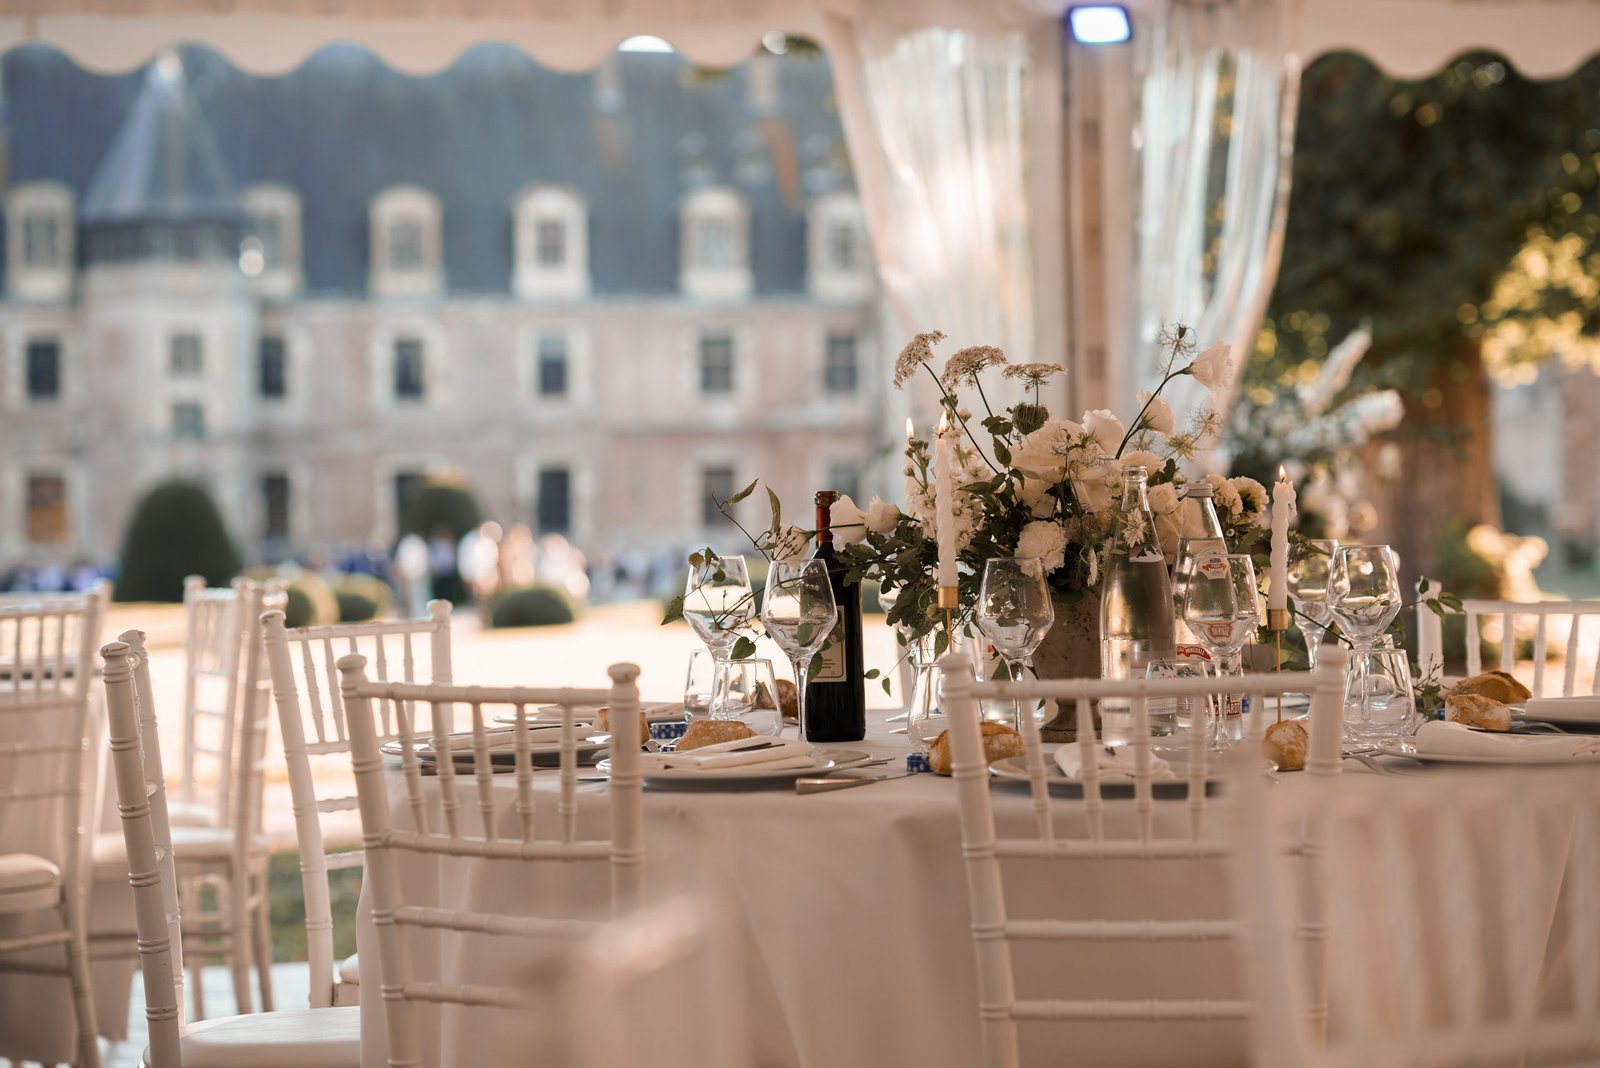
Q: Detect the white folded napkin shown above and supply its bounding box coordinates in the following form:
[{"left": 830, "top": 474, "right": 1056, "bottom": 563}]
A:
[
  {"left": 642, "top": 736, "right": 815, "bottom": 773},
  {"left": 1413, "top": 720, "right": 1600, "bottom": 760},
  {"left": 430, "top": 724, "right": 590, "bottom": 753},
  {"left": 1522, "top": 697, "right": 1600, "bottom": 723},
  {"left": 1055, "top": 744, "right": 1175, "bottom": 781}
]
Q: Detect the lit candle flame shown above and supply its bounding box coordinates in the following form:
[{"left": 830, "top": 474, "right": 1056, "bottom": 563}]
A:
[
  {"left": 906, "top": 417, "right": 915, "bottom": 439},
  {"left": 1278, "top": 464, "right": 1288, "bottom": 482},
  {"left": 937, "top": 411, "right": 951, "bottom": 436}
]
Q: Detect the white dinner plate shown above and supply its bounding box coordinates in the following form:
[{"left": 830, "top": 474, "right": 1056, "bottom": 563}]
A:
[
  {"left": 1375, "top": 741, "right": 1600, "bottom": 766},
  {"left": 381, "top": 735, "right": 609, "bottom": 768},
  {"left": 1512, "top": 703, "right": 1600, "bottom": 730},
  {"left": 596, "top": 748, "right": 871, "bottom": 788},
  {"left": 989, "top": 754, "right": 1220, "bottom": 798}
]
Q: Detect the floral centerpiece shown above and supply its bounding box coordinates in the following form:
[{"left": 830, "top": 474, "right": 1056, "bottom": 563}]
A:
[{"left": 814, "top": 326, "right": 1267, "bottom": 667}]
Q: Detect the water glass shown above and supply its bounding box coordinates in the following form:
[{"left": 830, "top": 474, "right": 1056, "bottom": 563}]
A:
[
  {"left": 1343, "top": 639, "right": 1415, "bottom": 741},
  {"left": 1328, "top": 544, "right": 1402, "bottom": 651},
  {"left": 683, "top": 648, "right": 717, "bottom": 723},
  {"left": 1287, "top": 538, "right": 1339, "bottom": 666},
  {"left": 711, "top": 658, "right": 784, "bottom": 737}
]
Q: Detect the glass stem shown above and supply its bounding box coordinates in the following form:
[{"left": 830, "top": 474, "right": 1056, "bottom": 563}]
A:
[{"left": 791, "top": 655, "right": 808, "bottom": 741}]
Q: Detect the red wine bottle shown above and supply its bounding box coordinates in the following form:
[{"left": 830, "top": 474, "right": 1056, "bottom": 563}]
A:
[{"left": 805, "top": 490, "right": 866, "bottom": 742}]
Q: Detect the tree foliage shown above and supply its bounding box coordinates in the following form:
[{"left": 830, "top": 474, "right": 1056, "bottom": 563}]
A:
[{"left": 114, "top": 479, "right": 243, "bottom": 602}]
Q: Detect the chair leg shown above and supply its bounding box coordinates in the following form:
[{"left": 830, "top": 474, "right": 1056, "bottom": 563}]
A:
[
  {"left": 222, "top": 872, "right": 254, "bottom": 1016},
  {"left": 251, "top": 875, "right": 274, "bottom": 1012},
  {"left": 190, "top": 960, "right": 206, "bottom": 1021},
  {"left": 60, "top": 897, "right": 103, "bottom": 1068},
  {"left": 182, "top": 875, "right": 207, "bottom": 1021}
]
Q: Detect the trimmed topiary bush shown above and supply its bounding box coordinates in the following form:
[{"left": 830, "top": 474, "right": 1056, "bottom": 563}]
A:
[
  {"left": 487, "top": 585, "right": 576, "bottom": 628},
  {"left": 115, "top": 480, "right": 243, "bottom": 602},
  {"left": 333, "top": 573, "right": 392, "bottom": 623},
  {"left": 400, "top": 483, "right": 483, "bottom": 543}
]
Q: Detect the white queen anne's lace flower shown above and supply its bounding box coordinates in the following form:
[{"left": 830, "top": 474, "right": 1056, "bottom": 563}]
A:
[
  {"left": 762, "top": 525, "right": 810, "bottom": 563},
  {"left": 1017, "top": 520, "right": 1068, "bottom": 573}
]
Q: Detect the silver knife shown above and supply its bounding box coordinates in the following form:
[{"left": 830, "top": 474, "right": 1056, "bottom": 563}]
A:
[{"left": 795, "top": 769, "right": 910, "bottom": 794}]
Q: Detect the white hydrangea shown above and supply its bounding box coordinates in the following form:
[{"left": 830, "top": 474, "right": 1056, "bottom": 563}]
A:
[{"left": 1227, "top": 477, "right": 1268, "bottom": 526}]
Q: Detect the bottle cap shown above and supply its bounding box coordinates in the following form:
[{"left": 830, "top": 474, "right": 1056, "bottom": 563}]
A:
[
  {"left": 815, "top": 490, "right": 840, "bottom": 507},
  {"left": 1183, "top": 482, "right": 1214, "bottom": 498}
]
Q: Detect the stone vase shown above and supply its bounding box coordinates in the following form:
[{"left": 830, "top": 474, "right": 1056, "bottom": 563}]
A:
[{"left": 1035, "top": 589, "right": 1102, "bottom": 742}]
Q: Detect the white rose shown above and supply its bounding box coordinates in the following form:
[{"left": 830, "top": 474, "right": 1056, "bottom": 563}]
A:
[
  {"left": 1072, "top": 468, "right": 1113, "bottom": 515},
  {"left": 1018, "top": 477, "right": 1058, "bottom": 518},
  {"left": 1147, "top": 482, "right": 1180, "bottom": 516},
  {"left": 1187, "top": 343, "right": 1233, "bottom": 396},
  {"left": 1136, "top": 391, "right": 1175, "bottom": 435},
  {"left": 763, "top": 525, "right": 810, "bottom": 563},
  {"left": 1081, "top": 409, "right": 1124, "bottom": 455},
  {"left": 1227, "top": 477, "right": 1268, "bottom": 526},
  {"left": 829, "top": 494, "right": 867, "bottom": 546},
  {"left": 864, "top": 496, "right": 901, "bottom": 535},
  {"left": 1016, "top": 520, "right": 1068, "bottom": 573}
]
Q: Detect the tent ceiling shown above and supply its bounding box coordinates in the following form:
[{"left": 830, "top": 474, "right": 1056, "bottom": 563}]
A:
[{"left": 0, "top": 0, "right": 1594, "bottom": 78}]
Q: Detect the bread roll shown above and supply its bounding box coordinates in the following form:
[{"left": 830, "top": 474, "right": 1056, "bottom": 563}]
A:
[
  {"left": 1262, "top": 720, "right": 1308, "bottom": 771},
  {"left": 928, "top": 722, "right": 1025, "bottom": 776},
  {"left": 676, "top": 719, "right": 756, "bottom": 751},
  {"left": 1445, "top": 692, "right": 1511, "bottom": 731},
  {"left": 1452, "top": 670, "right": 1531, "bottom": 705},
  {"left": 774, "top": 679, "right": 799, "bottom": 722},
  {"left": 595, "top": 706, "right": 649, "bottom": 741}
]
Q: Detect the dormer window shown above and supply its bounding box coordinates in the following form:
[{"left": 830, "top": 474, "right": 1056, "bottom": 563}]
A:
[
  {"left": 513, "top": 185, "right": 589, "bottom": 300},
  {"left": 5, "top": 182, "right": 74, "bottom": 302},
  {"left": 370, "top": 186, "right": 443, "bottom": 298},
  {"left": 242, "top": 183, "right": 303, "bottom": 297},
  {"left": 807, "top": 191, "right": 873, "bottom": 303},
  {"left": 680, "top": 186, "right": 751, "bottom": 301}
]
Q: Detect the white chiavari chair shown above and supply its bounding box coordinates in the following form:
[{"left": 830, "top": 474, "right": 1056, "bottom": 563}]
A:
[
  {"left": 1231, "top": 759, "right": 1600, "bottom": 1067},
  {"left": 939, "top": 647, "right": 1348, "bottom": 1068},
  {"left": 167, "top": 578, "right": 283, "bottom": 1018},
  {"left": 100, "top": 637, "right": 360, "bottom": 1067},
  {"left": 172, "top": 576, "right": 247, "bottom": 831},
  {"left": 1416, "top": 580, "right": 1600, "bottom": 696},
  {"left": 338, "top": 653, "right": 644, "bottom": 1068},
  {"left": 262, "top": 601, "right": 454, "bottom": 1008},
  {"left": 0, "top": 588, "right": 106, "bottom": 1068}
]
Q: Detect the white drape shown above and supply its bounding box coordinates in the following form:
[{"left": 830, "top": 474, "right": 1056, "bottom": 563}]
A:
[
  {"left": 1133, "top": 0, "right": 1298, "bottom": 448},
  {"left": 825, "top": 17, "right": 1035, "bottom": 381}
]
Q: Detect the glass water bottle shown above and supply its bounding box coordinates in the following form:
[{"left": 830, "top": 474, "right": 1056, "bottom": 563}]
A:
[
  {"left": 1171, "top": 481, "right": 1228, "bottom": 648},
  {"left": 1099, "top": 466, "right": 1176, "bottom": 743}
]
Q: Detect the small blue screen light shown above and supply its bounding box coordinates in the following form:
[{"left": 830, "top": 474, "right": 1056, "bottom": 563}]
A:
[{"left": 1068, "top": 6, "right": 1133, "bottom": 45}]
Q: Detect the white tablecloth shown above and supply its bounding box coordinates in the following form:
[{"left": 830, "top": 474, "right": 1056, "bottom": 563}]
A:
[{"left": 354, "top": 714, "right": 1576, "bottom": 1068}]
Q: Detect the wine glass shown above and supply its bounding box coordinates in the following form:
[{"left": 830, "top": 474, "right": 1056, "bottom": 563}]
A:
[
  {"left": 760, "top": 560, "right": 837, "bottom": 740},
  {"left": 1329, "top": 545, "right": 1404, "bottom": 740},
  {"left": 1181, "top": 552, "right": 1251, "bottom": 748},
  {"left": 682, "top": 554, "right": 756, "bottom": 665},
  {"left": 1286, "top": 539, "right": 1339, "bottom": 668},
  {"left": 976, "top": 557, "right": 1055, "bottom": 731}
]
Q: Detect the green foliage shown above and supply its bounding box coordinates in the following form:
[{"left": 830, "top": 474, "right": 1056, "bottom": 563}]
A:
[
  {"left": 283, "top": 586, "right": 315, "bottom": 629},
  {"left": 266, "top": 849, "right": 361, "bottom": 964},
  {"left": 334, "top": 572, "right": 393, "bottom": 622},
  {"left": 487, "top": 585, "right": 576, "bottom": 628},
  {"left": 1250, "top": 52, "right": 1600, "bottom": 400},
  {"left": 336, "top": 591, "right": 379, "bottom": 623},
  {"left": 114, "top": 479, "right": 242, "bottom": 602},
  {"left": 400, "top": 482, "right": 483, "bottom": 542}
]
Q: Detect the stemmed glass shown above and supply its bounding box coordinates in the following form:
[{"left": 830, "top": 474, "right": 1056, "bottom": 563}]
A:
[
  {"left": 1329, "top": 544, "right": 1404, "bottom": 737},
  {"left": 975, "top": 558, "right": 1055, "bottom": 731},
  {"left": 760, "top": 560, "right": 838, "bottom": 740},
  {"left": 682, "top": 554, "right": 757, "bottom": 693},
  {"left": 1182, "top": 555, "right": 1258, "bottom": 747},
  {"left": 1286, "top": 539, "right": 1339, "bottom": 668}
]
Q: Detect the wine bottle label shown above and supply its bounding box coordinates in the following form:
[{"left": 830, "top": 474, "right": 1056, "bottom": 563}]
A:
[
  {"left": 813, "top": 609, "right": 847, "bottom": 683},
  {"left": 1196, "top": 547, "right": 1228, "bottom": 581}
]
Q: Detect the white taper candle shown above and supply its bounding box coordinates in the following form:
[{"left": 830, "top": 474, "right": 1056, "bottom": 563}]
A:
[
  {"left": 1269, "top": 465, "right": 1296, "bottom": 612},
  {"left": 934, "top": 411, "right": 957, "bottom": 588}
]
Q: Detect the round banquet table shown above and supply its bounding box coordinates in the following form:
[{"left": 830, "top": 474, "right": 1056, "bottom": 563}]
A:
[{"left": 353, "top": 712, "right": 1579, "bottom": 1068}]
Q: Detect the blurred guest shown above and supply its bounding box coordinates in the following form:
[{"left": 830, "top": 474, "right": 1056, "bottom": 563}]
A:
[{"left": 395, "top": 533, "right": 431, "bottom": 618}]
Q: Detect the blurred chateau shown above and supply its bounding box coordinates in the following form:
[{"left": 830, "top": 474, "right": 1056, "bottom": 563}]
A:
[{"left": 0, "top": 44, "right": 889, "bottom": 571}]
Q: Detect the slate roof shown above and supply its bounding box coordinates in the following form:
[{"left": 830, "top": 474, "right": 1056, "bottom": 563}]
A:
[{"left": 1, "top": 42, "right": 851, "bottom": 296}]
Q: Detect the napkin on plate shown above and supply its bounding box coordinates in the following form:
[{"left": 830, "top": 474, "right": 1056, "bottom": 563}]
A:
[
  {"left": 1522, "top": 696, "right": 1600, "bottom": 723},
  {"left": 430, "top": 724, "right": 587, "bottom": 753},
  {"left": 641, "top": 736, "right": 815, "bottom": 773},
  {"left": 1413, "top": 720, "right": 1600, "bottom": 760},
  {"left": 1055, "top": 744, "right": 1175, "bottom": 781}
]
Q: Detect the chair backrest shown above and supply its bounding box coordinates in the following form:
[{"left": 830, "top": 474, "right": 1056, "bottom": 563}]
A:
[
  {"left": 1231, "top": 762, "right": 1600, "bottom": 1068},
  {"left": 1417, "top": 581, "right": 1600, "bottom": 696},
  {"left": 101, "top": 636, "right": 185, "bottom": 1068},
  {"left": 337, "top": 654, "right": 644, "bottom": 1068},
  {"left": 178, "top": 576, "right": 246, "bottom": 821},
  {"left": 262, "top": 600, "right": 454, "bottom": 1008},
  {"left": 938, "top": 648, "right": 1347, "bottom": 1068},
  {"left": 0, "top": 587, "right": 105, "bottom": 885},
  {"left": 226, "top": 580, "right": 287, "bottom": 851}
]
